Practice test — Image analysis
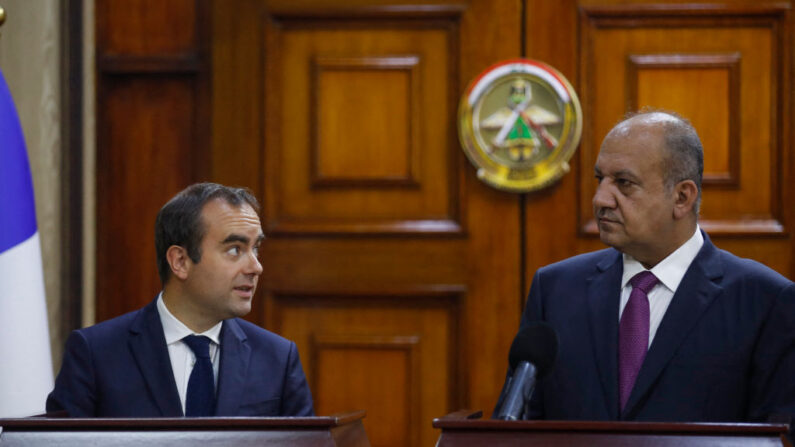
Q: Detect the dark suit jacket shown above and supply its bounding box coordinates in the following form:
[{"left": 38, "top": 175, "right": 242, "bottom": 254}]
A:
[
  {"left": 496, "top": 232, "right": 795, "bottom": 423},
  {"left": 47, "top": 299, "right": 314, "bottom": 417}
]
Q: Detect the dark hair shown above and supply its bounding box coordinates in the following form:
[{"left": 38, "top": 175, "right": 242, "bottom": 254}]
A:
[
  {"left": 154, "top": 182, "right": 260, "bottom": 284},
  {"left": 622, "top": 109, "right": 704, "bottom": 213}
]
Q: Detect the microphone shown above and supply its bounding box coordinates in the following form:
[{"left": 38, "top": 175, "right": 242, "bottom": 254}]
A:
[{"left": 495, "top": 321, "right": 559, "bottom": 420}]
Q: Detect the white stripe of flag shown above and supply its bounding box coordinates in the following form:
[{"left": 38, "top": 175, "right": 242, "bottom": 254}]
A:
[{"left": 0, "top": 68, "right": 54, "bottom": 417}]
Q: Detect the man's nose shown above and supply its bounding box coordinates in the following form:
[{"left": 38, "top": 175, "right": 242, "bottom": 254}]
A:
[
  {"left": 592, "top": 180, "right": 616, "bottom": 210},
  {"left": 246, "top": 251, "right": 263, "bottom": 275}
]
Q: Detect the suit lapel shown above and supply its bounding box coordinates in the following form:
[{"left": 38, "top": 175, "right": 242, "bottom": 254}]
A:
[
  {"left": 622, "top": 233, "right": 724, "bottom": 418},
  {"left": 214, "top": 319, "right": 251, "bottom": 416},
  {"left": 128, "top": 299, "right": 183, "bottom": 417},
  {"left": 586, "top": 250, "right": 623, "bottom": 420}
]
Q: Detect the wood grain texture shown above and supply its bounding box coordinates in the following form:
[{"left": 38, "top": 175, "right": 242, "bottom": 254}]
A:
[
  {"left": 94, "top": 0, "right": 210, "bottom": 321},
  {"left": 0, "top": 415, "right": 371, "bottom": 447},
  {"left": 267, "top": 290, "right": 461, "bottom": 447},
  {"left": 312, "top": 56, "right": 420, "bottom": 187},
  {"left": 313, "top": 334, "right": 420, "bottom": 446},
  {"left": 96, "top": 77, "right": 197, "bottom": 319},
  {"left": 97, "top": 0, "right": 198, "bottom": 56},
  {"left": 265, "top": 19, "right": 461, "bottom": 235},
  {"left": 433, "top": 414, "right": 790, "bottom": 447}
]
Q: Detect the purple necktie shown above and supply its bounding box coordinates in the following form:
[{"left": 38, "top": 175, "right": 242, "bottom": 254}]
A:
[{"left": 618, "top": 271, "right": 658, "bottom": 412}]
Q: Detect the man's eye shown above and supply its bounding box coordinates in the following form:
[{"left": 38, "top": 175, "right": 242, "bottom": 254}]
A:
[
  {"left": 227, "top": 246, "right": 240, "bottom": 256},
  {"left": 616, "top": 178, "right": 632, "bottom": 187}
]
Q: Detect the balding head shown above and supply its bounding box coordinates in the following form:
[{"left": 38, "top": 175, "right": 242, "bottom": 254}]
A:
[{"left": 608, "top": 111, "right": 703, "bottom": 214}]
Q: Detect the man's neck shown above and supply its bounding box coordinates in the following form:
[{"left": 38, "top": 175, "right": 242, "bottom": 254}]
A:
[
  {"left": 161, "top": 287, "right": 218, "bottom": 333},
  {"left": 636, "top": 222, "right": 699, "bottom": 269}
]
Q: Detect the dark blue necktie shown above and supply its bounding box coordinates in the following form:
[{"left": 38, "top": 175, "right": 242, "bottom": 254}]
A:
[{"left": 182, "top": 335, "right": 216, "bottom": 416}]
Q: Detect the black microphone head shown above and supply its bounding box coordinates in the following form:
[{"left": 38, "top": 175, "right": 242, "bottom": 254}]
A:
[{"left": 508, "top": 321, "right": 559, "bottom": 378}]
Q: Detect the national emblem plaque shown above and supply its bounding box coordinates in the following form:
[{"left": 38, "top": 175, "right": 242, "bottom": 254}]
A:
[{"left": 458, "top": 59, "right": 582, "bottom": 192}]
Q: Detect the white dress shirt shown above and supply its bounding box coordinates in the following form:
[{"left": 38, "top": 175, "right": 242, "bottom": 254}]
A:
[
  {"left": 618, "top": 226, "right": 704, "bottom": 347},
  {"left": 156, "top": 294, "right": 222, "bottom": 414}
]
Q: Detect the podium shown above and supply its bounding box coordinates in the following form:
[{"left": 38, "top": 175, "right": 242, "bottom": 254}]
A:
[
  {"left": 0, "top": 411, "right": 369, "bottom": 446},
  {"left": 433, "top": 410, "right": 792, "bottom": 447}
]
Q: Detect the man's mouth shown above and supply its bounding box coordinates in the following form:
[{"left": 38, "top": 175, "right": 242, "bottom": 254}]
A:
[
  {"left": 596, "top": 214, "right": 621, "bottom": 227},
  {"left": 233, "top": 285, "right": 255, "bottom": 297}
]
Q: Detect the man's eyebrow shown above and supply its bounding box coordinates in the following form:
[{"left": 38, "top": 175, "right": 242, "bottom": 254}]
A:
[
  {"left": 222, "top": 234, "right": 250, "bottom": 245},
  {"left": 613, "top": 169, "right": 639, "bottom": 180},
  {"left": 593, "top": 167, "right": 639, "bottom": 180},
  {"left": 222, "top": 233, "right": 265, "bottom": 245}
]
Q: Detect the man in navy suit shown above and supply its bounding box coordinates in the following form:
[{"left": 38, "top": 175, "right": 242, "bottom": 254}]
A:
[
  {"left": 496, "top": 111, "right": 795, "bottom": 423},
  {"left": 47, "top": 183, "right": 314, "bottom": 417}
]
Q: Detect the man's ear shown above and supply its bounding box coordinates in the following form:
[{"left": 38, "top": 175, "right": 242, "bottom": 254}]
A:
[
  {"left": 672, "top": 180, "right": 698, "bottom": 220},
  {"left": 166, "top": 245, "right": 191, "bottom": 281}
]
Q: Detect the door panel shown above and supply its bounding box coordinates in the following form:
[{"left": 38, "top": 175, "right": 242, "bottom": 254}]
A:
[{"left": 266, "top": 19, "right": 460, "bottom": 235}]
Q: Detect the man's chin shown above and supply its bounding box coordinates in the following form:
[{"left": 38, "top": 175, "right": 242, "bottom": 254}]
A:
[
  {"left": 598, "top": 231, "right": 624, "bottom": 250},
  {"left": 227, "top": 300, "right": 253, "bottom": 318}
]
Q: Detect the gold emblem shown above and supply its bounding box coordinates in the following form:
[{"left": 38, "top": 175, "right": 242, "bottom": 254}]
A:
[{"left": 459, "top": 59, "right": 582, "bottom": 192}]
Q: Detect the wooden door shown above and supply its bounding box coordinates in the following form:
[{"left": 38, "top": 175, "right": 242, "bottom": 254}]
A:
[
  {"left": 94, "top": 1, "right": 793, "bottom": 446},
  {"left": 211, "top": 2, "right": 521, "bottom": 446}
]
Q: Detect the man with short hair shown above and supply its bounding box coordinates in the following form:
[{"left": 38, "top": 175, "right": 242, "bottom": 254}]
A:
[
  {"left": 48, "top": 183, "right": 314, "bottom": 417},
  {"left": 496, "top": 111, "right": 795, "bottom": 423}
]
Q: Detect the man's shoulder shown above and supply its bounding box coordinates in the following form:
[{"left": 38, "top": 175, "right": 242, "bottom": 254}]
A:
[
  {"left": 77, "top": 305, "right": 148, "bottom": 339},
  {"left": 225, "top": 318, "right": 295, "bottom": 349},
  {"left": 539, "top": 247, "right": 618, "bottom": 276},
  {"left": 711, "top": 246, "right": 793, "bottom": 289}
]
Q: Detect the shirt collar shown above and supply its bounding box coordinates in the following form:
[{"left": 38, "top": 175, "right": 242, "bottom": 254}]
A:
[
  {"left": 156, "top": 292, "right": 223, "bottom": 345},
  {"left": 622, "top": 226, "right": 704, "bottom": 292}
]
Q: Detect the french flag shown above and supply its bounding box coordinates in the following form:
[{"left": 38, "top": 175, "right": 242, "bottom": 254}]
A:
[{"left": 0, "top": 69, "right": 53, "bottom": 416}]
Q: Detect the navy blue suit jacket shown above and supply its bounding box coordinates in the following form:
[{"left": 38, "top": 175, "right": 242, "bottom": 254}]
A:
[
  {"left": 47, "top": 299, "right": 314, "bottom": 417},
  {"left": 498, "top": 232, "right": 795, "bottom": 423}
]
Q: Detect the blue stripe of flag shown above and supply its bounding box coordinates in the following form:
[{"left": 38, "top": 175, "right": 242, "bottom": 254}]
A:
[{"left": 0, "top": 69, "right": 37, "bottom": 254}]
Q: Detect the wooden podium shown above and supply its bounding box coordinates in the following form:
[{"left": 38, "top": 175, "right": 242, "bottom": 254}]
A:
[
  {"left": 0, "top": 411, "right": 369, "bottom": 446},
  {"left": 433, "top": 410, "right": 792, "bottom": 447}
]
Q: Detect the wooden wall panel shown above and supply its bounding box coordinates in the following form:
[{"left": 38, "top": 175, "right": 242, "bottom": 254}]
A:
[
  {"left": 268, "top": 292, "right": 461, "bottom": 447},
  {"left": 97, "top": 0, "right": 198, "bottom": 56},
  {"left": 266, "top": 21, "right": 460, "bottom": 235},
  {"left": 314, "top": 336, "right": 418, "bottom": 447},
  {"left": 313, "top": 56, "right": 419, "bottom": 186},
  {"left": 96, "top": 78, "right": 197, "bottom": 318},
  {"left": 95, "top": 0, "right": 209, "bottom": 321}
]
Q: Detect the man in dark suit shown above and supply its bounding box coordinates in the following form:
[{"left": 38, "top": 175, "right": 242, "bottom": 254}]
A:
[
  {"left": 47, "top": 183, "right": 314, "bottom": 417},
  {"left": 496, "top": 111, "right": 795, "bottom": 423}
]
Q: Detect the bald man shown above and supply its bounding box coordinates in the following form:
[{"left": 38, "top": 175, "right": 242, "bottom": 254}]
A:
[{"left": 496, "top": 111, "right": 795, "bottom": 425}]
